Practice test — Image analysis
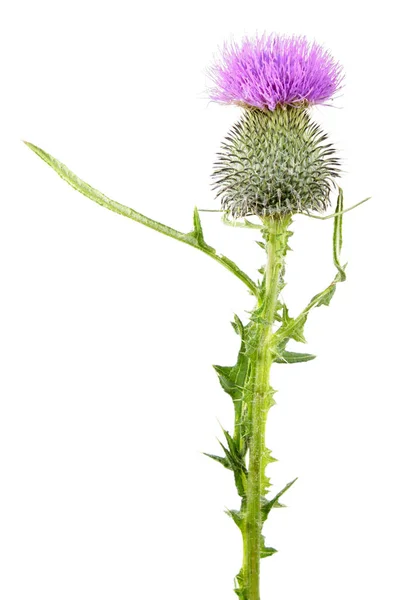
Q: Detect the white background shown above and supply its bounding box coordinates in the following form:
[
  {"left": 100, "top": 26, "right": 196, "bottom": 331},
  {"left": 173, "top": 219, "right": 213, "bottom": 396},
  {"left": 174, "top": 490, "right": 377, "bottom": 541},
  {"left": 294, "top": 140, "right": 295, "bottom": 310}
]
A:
[{"left": 1, "top": 1, "right": 417, "bottom": 599}]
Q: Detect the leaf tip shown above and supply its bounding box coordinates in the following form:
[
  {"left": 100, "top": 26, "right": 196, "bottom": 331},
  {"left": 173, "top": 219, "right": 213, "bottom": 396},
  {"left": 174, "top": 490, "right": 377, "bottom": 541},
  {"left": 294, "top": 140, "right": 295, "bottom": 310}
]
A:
[{"left": 23, "top": 140, "right": 43, "bottom": 158}]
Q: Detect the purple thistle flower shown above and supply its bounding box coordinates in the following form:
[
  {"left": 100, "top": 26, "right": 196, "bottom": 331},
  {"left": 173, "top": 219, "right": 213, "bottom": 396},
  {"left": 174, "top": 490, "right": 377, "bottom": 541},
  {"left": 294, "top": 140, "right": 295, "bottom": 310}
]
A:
[{"left": 209, "top": 34, "right": 344, "bottom": 110}]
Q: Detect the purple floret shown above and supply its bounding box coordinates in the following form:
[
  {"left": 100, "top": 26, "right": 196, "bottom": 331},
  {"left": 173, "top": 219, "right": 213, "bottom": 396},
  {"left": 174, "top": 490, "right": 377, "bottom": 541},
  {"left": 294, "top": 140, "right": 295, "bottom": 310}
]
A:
[{"left": 209, "top": 34, "right": 343, "bottom": 110}]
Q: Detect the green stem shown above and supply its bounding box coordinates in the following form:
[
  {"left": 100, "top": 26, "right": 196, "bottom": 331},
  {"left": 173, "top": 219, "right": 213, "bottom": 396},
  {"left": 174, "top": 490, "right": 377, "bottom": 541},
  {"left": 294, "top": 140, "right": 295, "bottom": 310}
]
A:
[{"left": 244, "top": 215, "right": 291, "bottom": 600}]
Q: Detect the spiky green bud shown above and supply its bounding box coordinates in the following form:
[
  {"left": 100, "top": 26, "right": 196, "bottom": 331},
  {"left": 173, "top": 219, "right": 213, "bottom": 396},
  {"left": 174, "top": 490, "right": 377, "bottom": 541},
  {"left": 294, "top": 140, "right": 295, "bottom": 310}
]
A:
[{"left": 213, "top": 107, "right": 340, "bottom": 218}]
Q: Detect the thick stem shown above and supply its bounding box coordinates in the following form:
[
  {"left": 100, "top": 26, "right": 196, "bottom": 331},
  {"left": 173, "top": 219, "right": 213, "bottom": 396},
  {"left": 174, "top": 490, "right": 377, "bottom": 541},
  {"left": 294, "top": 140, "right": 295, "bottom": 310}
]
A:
[{"left": 244, "top": 215, "right": 291, "bottom": 600}]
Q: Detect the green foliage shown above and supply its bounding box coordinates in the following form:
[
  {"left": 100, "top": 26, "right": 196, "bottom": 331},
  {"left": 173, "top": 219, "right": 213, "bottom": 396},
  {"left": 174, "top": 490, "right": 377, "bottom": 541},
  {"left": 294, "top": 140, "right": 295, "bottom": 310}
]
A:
[
  {"left": 333, "top": 187, "right": 347, "bottom": 282},
  {"left": 205, "top": 426, "right": 248, "bottom": 498},
  {"left": 191, "top": 207, "right": 214, "bottom": 252},
  {"left": 213, "top": 365, "right": 242, "bottom": 399},
  {"left": 261, "top": 478, "right": 298, "bottom": 521},
  {"left": 208, "top": 217, "right": 298, "bottom": 600},
  {"left": 261, "top": 432, "right": 278, "bottom": 495},
  {"left": 260, "top": 535, "right": 277, "bottom": 558},
  {"left": 281, "top": 306, "right": 308, "bottom": 343},
  {"left": 272, "top": 187, "right": 348, "bottom": 362},
  {"left": 274, "top": 350, "right": 316, "bottom": 364},
  {"left": 220, "top": 428, "right": 248, "bottom": 498},
  {"left": 207, "top": 194, "right": 355, "bottom": 599},
  {"left": 234, "top": 569, "right": 247, "bottom": 600},
  {"left": 25, "top": 139, "right": 367, "bottom": 600},
  {"left": 226, "top": 508, "right": 244, "bottom": 531},
  {"left": 203, "top": 452, "right": 231, "bottom": 470},
  {"left": 213, "top": 315, "right": 252, "bottom": 450},
  {"left": 24, "top": 142, "right": 259, "bottom": 297}
]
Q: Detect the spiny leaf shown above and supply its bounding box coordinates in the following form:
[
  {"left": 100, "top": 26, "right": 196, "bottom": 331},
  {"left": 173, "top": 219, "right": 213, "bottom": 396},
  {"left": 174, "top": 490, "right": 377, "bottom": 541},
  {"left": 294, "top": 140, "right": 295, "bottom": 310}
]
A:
[
  {"left": 266, "top": 387, "right": 277, "bottom": 411},
  {"left": 218, "top": 440, "right": 235, "bottom": 467},
  {"left": 213, "top": 316, "right": 252, "bottom": 450},
  {"left": 231, "top": 313, "right": 244, "bottom": 336},
  {"left": 234, "top": 569, "right": 247, "bottom": 600},
  {"left": 223, "top": 428, "right": 246, "bottom": 468},
  {"left": 192, "top": 206, "right": 214, "bottom": 252},
  {"left": 220, "top": 429, "right": 248, "bottom": 498},
  {"left": 226, "top": 508, "right": 244, "bottom": 531},
  {"left": 264, "top": 447, "right": 278, "bottom": 465},
  {"left": 281, "top": 306, "right": 307, "bottom": 344},
  {"left": 261, "top": 446, "right": 277, "bottom": 495},
  {"left": 213, "top": 365, "right": 243, "bottom": 400},
  {"left": 309, "top": 282, "right": 337, "bottom": 308},
  {"left": 274, "top": 350, "right": 316, "bottom": 364},
  {"left": 203, "top": 452, "right": 231, "bottom": 470},
  {"left": 249, "top": 313, "right": 270, "bottom": 326},
  {"left": 260, "top": 546, "right": 277, "bottom": 559},
  {"left": 262, "top": 478, "right": 298, "bottom": 521},
  {"left": 213, "top": 348, "right": 249, "bottom": 403},
  {"left": 260, "top": 534, "right": 277, "bottom": 558}
]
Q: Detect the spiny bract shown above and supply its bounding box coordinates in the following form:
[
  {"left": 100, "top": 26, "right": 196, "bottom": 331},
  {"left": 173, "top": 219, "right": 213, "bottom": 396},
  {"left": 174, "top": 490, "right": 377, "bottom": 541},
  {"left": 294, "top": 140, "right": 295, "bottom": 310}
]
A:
[{"left": 213, "top": 107, "right": 340, "bottom": 218}]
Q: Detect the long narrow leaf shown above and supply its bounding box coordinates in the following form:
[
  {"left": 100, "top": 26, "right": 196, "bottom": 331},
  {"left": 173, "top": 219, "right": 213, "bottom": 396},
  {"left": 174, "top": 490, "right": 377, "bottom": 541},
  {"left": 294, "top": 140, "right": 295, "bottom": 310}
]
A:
[
  {"left": 275, "top": 188, "right": 348, "bottom": 346},
  {"left": 25, "top": 142, "right": 258, "bottom": 297}
]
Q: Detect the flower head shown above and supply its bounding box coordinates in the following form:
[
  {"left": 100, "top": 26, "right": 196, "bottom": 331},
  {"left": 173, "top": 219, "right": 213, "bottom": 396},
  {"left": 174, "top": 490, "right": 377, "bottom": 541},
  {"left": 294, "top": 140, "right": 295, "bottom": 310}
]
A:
[{"left": 209, "top": 34, "right": 343, "bottom": 110}]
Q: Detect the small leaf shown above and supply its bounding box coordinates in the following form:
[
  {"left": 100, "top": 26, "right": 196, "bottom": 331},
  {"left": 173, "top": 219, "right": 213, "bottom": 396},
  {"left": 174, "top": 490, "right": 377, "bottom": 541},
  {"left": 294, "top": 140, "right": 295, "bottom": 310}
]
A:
[
  {"left": 192, "top": 206, "right": 205, "bottom": 243},
  {"left": 223, "top": 428, "right": 246, "bottom": 467},
  {"left": 262, "top": 478, "right": 298, "bottom": 521},
  {"left": 213, "top": 365, "right": 242, "bottom": 400},
  {"left": 281, "top": 306, "right": 307, "bottom": 344},
  {"left": 213, "top": 318, "right": 250, "bottom": 405},
  {"left": 192, "top": 207, "right": 214, "bottom": 252},
  {"left": 260, "top": 546, "right": 277, "bottom": 558},
  {"left": 213, "top": 317, "right": 252, "bottom": 485},
  {"left": 260, "top": 444, "right": 277, "bottom": 495},
  {"left": 234, "top": 569, "right": 247, "bottom": 600},
  {"left": 274, "top": 350, "right": 316, "bottom": 364},
  {"left": 231, "top": 314, "right": 244, "bottom": 336},
  {"left": 260, "top": 534, "right": 277, "bottom": 558},
  {"left": 203, "top": 453, "right": 231, "bottom": 470},
  {"left": 219, "top": 429, "right": 248, "bottom": 497},
  {"left": 225, "top": 508, "right": 244, "bottom": 531},
  {"left": 309, "top": 283, "right": 337, "bottom": 308},
  {"left": 333, "top": 188, "right": 347, "bottom": 282}
]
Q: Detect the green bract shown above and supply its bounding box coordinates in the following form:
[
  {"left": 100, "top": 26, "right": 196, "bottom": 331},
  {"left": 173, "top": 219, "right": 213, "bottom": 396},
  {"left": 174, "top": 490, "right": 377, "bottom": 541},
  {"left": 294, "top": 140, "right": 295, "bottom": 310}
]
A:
[{"left": 213, "top": 107, "right": 340, "bottom": 218}]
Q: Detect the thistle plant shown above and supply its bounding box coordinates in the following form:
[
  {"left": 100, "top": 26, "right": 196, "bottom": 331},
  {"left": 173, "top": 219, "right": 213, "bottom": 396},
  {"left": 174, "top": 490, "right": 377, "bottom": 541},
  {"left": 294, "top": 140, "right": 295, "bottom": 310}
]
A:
[{"left": 25, "top": 33, "right": 369, "bottom": 600}]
